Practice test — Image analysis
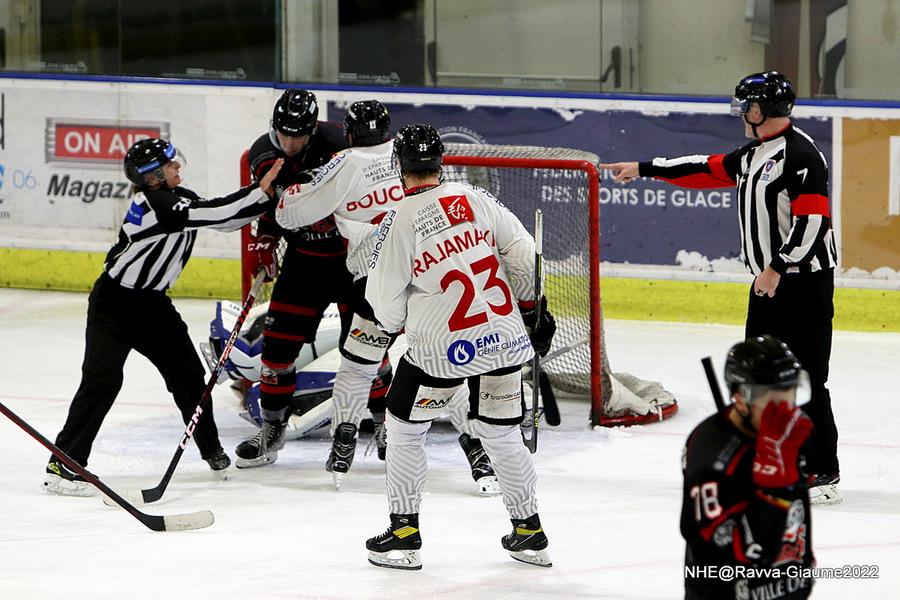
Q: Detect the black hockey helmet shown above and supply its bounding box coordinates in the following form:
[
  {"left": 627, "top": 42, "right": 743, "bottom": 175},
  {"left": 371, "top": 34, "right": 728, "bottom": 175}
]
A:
[
  {"left": 344, "top": 100, "right": 391, "bottom": 146},
  {"left": 272, "top": 89, "right": 319, "bottom": 137},
  {"left": 392, "top": 123, "right": 444, "bottom": 174},
  {"left": 724, "top": 335, "right": 804, "bottom": 397},
  {"left": 124, "top": 138, "right": 182, "bottom": 186},
  {"left": 731, "top": 71, "right": 796, "bottom": 118}
]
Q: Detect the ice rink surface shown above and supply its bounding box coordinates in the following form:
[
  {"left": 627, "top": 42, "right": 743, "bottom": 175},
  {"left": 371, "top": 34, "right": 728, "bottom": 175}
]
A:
[{"left": 1, "top": 287, "right": 898, "bottom": 600}]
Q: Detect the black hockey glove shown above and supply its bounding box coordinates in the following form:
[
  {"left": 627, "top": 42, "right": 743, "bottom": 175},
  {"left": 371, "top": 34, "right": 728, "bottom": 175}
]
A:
[{"left": 520, "top": 297, "right": 556, "bottom": 357}]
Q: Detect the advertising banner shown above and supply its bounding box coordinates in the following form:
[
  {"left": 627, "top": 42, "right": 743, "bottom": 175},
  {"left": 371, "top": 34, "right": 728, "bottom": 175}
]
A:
[
  {"left": 329, "top": 101, "right": 832, "bottom": 269},
  {"left": 0, "top": 84, "right": 272, "bottom": 255}
]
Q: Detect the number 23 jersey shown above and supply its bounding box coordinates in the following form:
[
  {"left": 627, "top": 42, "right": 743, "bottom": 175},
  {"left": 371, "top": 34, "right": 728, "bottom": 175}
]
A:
[{"left": 366, "top": 181, "right": 536, "bottom": 378}]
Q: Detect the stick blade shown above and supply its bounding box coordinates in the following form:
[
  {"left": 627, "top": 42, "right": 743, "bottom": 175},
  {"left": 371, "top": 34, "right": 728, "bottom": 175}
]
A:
[
  {"left": 100, "top": 489, "right": 145, "bottom": 507},
  {"left": 161, "top": 510, "right": 215, "bottom": 532},
  {"left": 539, "top": 371, "right": 561, "bottom": 426}
]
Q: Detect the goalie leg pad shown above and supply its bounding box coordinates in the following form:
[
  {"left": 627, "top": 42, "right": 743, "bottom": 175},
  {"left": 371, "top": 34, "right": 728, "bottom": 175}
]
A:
[
  {"left": 385, "top": 412, "right": 431, "bottom": 515},
  {"left": 470, "top": 420, "right": 539, "bottom": 519},
  {"left": 468, "top": 366, "right": 525, "bottom": 425}
]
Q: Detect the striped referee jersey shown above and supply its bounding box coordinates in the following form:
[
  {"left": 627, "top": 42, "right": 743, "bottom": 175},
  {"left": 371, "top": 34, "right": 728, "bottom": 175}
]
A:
[
  {"left": 104, "top": 184, "right": 273, "bottom": 291},
  {"left": 639, "top": 124, "right": 838, "bottom": 275}
]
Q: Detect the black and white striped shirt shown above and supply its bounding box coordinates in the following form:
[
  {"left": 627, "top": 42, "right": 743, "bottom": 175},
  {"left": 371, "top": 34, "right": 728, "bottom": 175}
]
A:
[
  {"left": 104, "top": 184, "right": 273, "bottom": 291},
  {"left": 639, "top": 124, "right": 837, "bottom": 276}
]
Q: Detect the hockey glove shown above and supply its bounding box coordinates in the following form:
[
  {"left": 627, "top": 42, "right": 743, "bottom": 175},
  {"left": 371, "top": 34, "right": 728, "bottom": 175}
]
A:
[
  {"left": 246, "top": 233, "right": 279, "bottom": 281},
  {"left": 752, "top": 401, "right": 813, "bottom": 489},
  {"left": 520, "top": 297, "right": 556, "bottom": 357}
]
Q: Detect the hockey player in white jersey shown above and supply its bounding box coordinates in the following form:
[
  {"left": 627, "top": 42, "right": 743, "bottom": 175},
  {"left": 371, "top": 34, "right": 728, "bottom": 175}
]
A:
[
  {"left": 364, "top": 123, "right": 557, "bottom": 570},
  {"left": 276, "top": 101, "right": 500, "bottom": 493}
]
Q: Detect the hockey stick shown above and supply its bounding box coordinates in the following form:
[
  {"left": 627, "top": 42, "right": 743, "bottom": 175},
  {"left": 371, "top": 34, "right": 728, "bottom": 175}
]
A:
[
  {"left": 701, "top": 357, "right": 726, "bottom": 411},
  {"left": 106, "top": 270, "right": 268, "bottom": 506},
  {"left": 0, "top": 401, "right": 213, "bottom": 532},
  {"left": 539, "top": 372, "right": 561, "bottom": 426},
  {"left": 524, "top": 209, "right": 544, "bottom": 454}
]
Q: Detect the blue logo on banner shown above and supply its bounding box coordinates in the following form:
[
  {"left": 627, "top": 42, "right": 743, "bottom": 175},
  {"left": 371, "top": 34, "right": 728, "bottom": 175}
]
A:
[
  {"left": 447, "top": 339, "right": 476, "bottom": 366},
  {"left": 0, "top": 164, "right": 5, "bottom": 191}
]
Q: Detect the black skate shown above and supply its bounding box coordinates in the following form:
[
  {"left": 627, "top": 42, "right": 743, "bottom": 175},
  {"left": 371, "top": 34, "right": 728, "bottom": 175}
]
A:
[
  {"left": 808, "top": 473, "right": 842, "bottom": 505},
  {"left": 366, "top": 513, "right": 422, "bottom": 570},
  {"left": 501, "top": 514, "right": 552, "bottom": 567},
  {"left": 42, "top": 459, "right": 93, "bottom": 497},
  {"left": 235, "top": 421, "right": 286, "bottom": 468},
  {"left": 204, "top": 447, "right": 232, "bottom": 472},
  {"left": 325, "top": 422, "right": 358, "bottom": 491},
  {"left": 459, "top": 433, "right": 500, "bottom": 496}
]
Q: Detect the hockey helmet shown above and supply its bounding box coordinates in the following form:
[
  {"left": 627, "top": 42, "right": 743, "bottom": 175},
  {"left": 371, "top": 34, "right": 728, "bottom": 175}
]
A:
[
  {"left": 731, "top": 71, "right": 795, "bottom": 118},
  {"left": 724, "top": 335, "right": 809, "bottom": 404},
  {"left": 272, "top": 89, "right": 319, "bottom": 137},
  {"left": 344, "top": 100, "right": 391, "bottom": 146},
  {"left": 392, "top": 123, "right": 444, "bottom": 174},
  {"left": 124, "top": 138, "right": 184, "bottom": 186}
]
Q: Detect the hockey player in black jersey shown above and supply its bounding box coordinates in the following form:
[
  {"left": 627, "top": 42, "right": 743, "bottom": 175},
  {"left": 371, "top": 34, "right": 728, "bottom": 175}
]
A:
[
  {"left": 681, "top": 335, "right": 815, "bottom": 600},
  {"left": 237, "top": 89, "right": 391, "bottom": 467},
  {"left": 44, "top": 138, "right": 282, "bottom": 496}
]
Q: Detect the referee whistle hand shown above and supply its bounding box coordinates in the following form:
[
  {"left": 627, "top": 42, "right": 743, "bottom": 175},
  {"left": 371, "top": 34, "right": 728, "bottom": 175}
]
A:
[
  {"left": 599, "top": 162, "right": 639, "bottom": 184},
  {"left": 754, "top": 267, "right": 781, "bottom": 298}
]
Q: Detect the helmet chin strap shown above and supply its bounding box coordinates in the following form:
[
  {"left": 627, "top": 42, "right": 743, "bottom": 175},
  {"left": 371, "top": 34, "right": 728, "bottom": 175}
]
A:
[{"left": 744, "top": 112, "right": 768, "bottom": 139}]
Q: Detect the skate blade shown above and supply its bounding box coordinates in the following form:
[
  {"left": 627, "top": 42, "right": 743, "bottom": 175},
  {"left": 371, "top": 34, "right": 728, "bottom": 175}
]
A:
[
  {"left": 332, "top": 472, "right": 344, "bottom": 492},
  {"left": 475, "top": 476, "right": 501, "bottom": 496},
  {"left": 41, "top": 475, "right": 94, "bottom": 497},
  {"left": 235, "top": 453, "right": 278, "bottom": 469},
  {"left": 507, "top": 548, "right": 552, "bottom": 568},
  {"left": 367, "top": 549, "right": 422, "bottom": 570},
  {"left": 810, "top": 484, "right": 843, "bottom": 506}
]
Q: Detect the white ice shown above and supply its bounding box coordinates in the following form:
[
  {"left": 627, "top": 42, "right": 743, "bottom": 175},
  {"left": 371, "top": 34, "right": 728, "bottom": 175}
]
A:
[{"left": 1, "top": 288, "right": 898, "bottom": 600}]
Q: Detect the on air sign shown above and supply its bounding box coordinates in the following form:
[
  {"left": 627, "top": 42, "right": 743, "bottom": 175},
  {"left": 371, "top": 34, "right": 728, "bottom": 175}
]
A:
[{"left": 45, "top": 119, "right": 170, "bottom": 167}]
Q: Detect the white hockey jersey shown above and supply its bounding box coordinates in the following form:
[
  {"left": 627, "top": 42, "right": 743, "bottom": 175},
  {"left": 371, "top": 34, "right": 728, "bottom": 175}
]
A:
[
  {"left": 274, "top": 140, "right": 403, "bottom": 279},
  {"left": 366, "top": 181, "right": 536, "bottom": 378}
]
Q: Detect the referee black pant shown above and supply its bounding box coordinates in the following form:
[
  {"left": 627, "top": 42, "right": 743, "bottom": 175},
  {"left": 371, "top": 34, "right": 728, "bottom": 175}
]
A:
[
  {"left": 54, "top": 273, "right": 221, "bottom": 467},
  {"left": 746, "top": 268, "right": 838, "bottom": 475}
]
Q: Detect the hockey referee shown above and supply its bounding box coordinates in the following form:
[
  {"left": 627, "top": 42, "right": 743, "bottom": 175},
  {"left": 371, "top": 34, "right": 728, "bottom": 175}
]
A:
[
  {"left": 601, "top": 71, "right": 840, "bottom": 505},
  {"left": 43, "top": 138, "right": 283, "bottom": 496}
]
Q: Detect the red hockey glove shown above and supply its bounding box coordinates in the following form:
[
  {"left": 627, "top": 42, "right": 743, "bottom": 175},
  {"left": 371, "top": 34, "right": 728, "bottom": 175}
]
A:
[
  {"left": 246, "top": 234, "right": 279, "bottom": 281},
  {"left": 752, "top": 401, "right": 813, "bottom": 489}
]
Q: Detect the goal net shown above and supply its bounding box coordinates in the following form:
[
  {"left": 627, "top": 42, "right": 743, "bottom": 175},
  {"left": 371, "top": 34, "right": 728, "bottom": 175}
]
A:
[{"left": 239, "top": 144, "right": 677, "bottom": 427}]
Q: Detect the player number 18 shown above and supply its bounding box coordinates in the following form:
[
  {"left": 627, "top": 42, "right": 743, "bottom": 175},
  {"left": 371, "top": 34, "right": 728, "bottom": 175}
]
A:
[{"left": 690, "top": 482, "right": 722, "bottom": 521}]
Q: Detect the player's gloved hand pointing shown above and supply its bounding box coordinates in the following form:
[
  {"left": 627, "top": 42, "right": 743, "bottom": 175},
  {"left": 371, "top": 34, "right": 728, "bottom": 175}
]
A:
[{"left": 752, "top": 401, "right": 813, "bottom": 489}]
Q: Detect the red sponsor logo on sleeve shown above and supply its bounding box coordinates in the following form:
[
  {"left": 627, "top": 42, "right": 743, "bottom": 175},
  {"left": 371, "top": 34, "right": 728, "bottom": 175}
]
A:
[{"left": 439, "top": 194, "right": 474, "bottom": 225}]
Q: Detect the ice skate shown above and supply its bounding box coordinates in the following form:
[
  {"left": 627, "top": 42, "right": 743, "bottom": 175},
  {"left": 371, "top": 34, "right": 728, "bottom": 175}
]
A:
[
  {"left": 204, "top": 447, "right": 232, "bottom": 476},
  {"left": 366, "top": 513, "right": 422, "bottom": 570},
  {"left": 235, "top": 421, "right": 286, "bottom": 468},
  {"left": 459, "top": 433, "right": 501, "bottom": 496},
  {"left": 808, "top": 473, "right": 842, "bottom": 505},
  {"left": 501, "top": 514, "right": 552, "bottom": 567},
  {"left": 42, "top": 460, "right": 93, "bottom": 497},
  {"left": 325, "top": 422, "right": 357, "bottom": 491}
]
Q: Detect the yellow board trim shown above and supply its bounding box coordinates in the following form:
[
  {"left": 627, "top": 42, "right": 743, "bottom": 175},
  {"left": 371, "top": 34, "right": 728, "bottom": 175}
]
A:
[{"left": 2, "top": 248, "right": 899, "bottom": 332}]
